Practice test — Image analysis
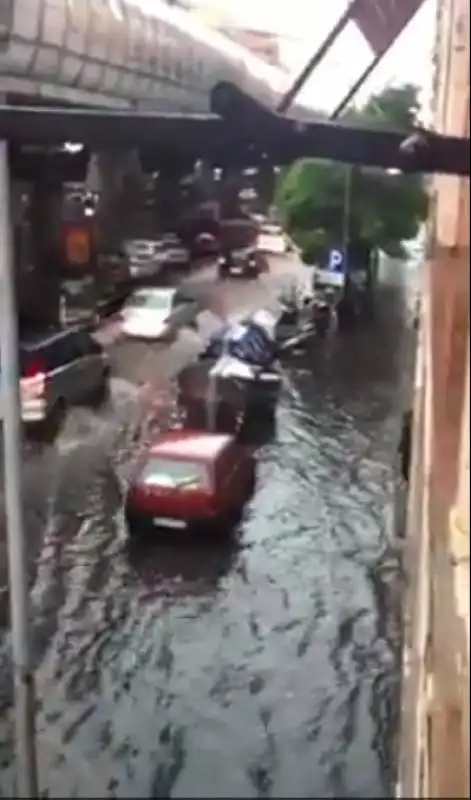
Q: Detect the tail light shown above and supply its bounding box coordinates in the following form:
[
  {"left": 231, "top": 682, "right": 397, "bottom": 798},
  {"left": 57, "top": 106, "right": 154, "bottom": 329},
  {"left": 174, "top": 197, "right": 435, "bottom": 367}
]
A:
[
  {"left": 21, "top": 358, "right": 46, "bottom": 398},
  {"left": 23, "top": 358, "right": 46, "bottom": 380}
]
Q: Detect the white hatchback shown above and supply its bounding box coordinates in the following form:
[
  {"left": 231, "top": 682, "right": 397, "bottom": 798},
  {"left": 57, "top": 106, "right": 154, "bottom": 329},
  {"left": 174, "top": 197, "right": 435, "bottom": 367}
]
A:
[
  {"left": 161, "top": 234, "right": 190, "bottom": 266},
  {"left": 121, "top": 287, "right": 198, "bottom": 340}
]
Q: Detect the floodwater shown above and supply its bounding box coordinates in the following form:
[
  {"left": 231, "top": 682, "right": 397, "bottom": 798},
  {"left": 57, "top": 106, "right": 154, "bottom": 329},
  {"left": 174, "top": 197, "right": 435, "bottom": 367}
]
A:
[{"left": 0, "top": 261, "right": 413, "bottom": 798}]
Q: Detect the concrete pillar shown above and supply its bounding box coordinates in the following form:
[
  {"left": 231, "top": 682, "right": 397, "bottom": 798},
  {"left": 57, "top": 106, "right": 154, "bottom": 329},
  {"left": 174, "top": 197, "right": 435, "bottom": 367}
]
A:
[
  {"left": 26, "top": 175, "right": 64, "bottom": 326},
  {"left": 219, "top": 167, "right": 243, "bottom": 218},
  {"left": 255, "top": 163, "right": 275, "bottom": 210},
  {"left": 193, "top": 160, "right": 215, "bottom": 203},
  {"left": 155, "top": 164, "right": 185, "bottom": 232},
  {"left": 87, "top": 149, "right": 145, "bottom": 251}
]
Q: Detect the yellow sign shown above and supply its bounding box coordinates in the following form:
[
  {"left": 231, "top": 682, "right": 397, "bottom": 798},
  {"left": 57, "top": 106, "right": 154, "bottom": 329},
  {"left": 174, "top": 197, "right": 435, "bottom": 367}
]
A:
[{"left": 64, "top": 226, "right": 91, "bottom": 265}]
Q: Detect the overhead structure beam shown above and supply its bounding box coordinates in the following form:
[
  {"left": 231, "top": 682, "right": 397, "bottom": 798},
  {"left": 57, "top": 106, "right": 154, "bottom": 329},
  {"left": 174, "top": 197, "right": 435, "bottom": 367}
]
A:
[
  {"left": 0, "top": 102, "right": 469, "bottom": 177},
  {"left": 331, "top": 0, "right": 426, "bottom": 118},
  {"left": 277, "top": 0, "right": 358, "bottom": 114},
  {"left": 330, "top": 51, "right": 386, "bottom": 120},
  {"left": 277, "top": 0, "right": 426, "bottom": 117},
  {"left": 351, "top": 0, "right": 424, "bottom": 56}
]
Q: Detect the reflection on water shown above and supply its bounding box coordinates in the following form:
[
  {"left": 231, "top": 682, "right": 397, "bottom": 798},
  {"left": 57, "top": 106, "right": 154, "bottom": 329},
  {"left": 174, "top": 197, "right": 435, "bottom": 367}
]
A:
[{"left": 0, "top": 271, "right": 412, "bottom": 798}]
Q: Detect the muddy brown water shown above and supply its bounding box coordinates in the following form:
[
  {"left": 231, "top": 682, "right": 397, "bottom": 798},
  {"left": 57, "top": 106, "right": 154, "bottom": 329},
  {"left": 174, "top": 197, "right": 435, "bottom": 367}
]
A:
[{"left": 0, "top": 260, "right": 414, "bottom": 798}]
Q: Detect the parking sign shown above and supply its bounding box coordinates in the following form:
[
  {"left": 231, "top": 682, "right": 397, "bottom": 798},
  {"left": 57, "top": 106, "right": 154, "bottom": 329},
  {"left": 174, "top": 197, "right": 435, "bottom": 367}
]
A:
[{"left": 315, "top": 247, "right": 347, "bottom": 288}]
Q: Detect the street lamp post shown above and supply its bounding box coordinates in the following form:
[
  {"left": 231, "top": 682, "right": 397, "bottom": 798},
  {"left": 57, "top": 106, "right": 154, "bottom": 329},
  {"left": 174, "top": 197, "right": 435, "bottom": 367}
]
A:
[
  {"left": 0, "top": 141, "right": 39, "bottom": 798},
  {"left": 342, "top": 165, "right": 353, "bottom": 256}
]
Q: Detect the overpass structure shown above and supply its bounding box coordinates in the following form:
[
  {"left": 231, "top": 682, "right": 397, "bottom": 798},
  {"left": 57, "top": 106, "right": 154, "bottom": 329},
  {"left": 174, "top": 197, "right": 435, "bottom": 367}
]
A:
[
  {"left": 1, "top": 0, "right": 324, "bottom": 279},
  {"left": 0, "top": 0, "right": 322, "bottom": 186},
  {"left": 1, "top": 0, "right": 469, "bottom": 324}
]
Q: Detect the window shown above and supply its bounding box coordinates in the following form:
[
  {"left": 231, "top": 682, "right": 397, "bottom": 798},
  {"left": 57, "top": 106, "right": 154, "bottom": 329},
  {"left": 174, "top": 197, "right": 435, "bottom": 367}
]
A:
[
  {"left": 126, "top": 291, "right": 171, "bottom": 312},
  {"left": 140, "top": 458, "right": 208, "bottom": 489}
]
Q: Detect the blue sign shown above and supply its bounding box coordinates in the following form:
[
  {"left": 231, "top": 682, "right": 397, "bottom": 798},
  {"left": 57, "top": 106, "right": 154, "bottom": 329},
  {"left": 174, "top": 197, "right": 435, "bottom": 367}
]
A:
[
  {"left": 315, "top": 247, "right": 347, "bottom": 288},
  {"left": 327, "top": 248, "right": 347, "bottom": 274}
]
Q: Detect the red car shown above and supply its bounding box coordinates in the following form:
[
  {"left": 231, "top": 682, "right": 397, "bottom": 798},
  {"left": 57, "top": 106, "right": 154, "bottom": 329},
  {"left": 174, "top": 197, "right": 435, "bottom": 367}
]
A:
[{"left": 125, "top": 430, "right": 255, "bottom": 536}]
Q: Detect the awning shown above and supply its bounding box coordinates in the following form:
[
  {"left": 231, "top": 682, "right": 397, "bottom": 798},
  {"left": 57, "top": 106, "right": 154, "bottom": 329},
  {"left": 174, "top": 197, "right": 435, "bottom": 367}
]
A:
[{"left": 352, "top": 0, "right": 425, "bottom": 56}]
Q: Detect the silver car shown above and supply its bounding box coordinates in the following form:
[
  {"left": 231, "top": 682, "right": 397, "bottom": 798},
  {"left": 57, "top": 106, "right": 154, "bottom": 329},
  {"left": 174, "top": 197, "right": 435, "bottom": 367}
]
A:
[
  {"left": 6, "top": 328, "right": 110, "bottom": 433},
  {"left": 121, "top": 287, "right": 199, "bottom": 340},
  {"left": 124, "top": 239, "right": 167, "bottom": 280},
  {"left": 161, "top": 234, "right": 190, "bottom": 267}
]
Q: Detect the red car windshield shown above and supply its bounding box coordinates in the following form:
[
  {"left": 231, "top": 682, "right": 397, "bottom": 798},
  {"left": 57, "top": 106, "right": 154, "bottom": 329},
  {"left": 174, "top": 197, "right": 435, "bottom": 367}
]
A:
[{"left": 140, "top": 458, "right": 209, "bottom": 489}]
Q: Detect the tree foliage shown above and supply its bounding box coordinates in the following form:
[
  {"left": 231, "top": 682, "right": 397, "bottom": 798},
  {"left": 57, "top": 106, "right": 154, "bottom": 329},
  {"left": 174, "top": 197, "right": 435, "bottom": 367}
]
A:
[{"left": 275, "top": 84, "right": 429, "bottom": 263}]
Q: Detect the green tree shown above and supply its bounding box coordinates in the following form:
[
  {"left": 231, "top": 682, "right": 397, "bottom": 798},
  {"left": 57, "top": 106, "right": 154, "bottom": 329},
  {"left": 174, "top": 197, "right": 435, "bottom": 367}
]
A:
[{"left": 275, "top": 84, "right": 429, "bottom": 264}]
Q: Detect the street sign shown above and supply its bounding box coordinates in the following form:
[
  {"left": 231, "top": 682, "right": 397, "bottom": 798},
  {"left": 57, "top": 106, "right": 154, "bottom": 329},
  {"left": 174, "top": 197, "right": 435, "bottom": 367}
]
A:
[{"left": 315, "top": 247, "right": 347, "bottom": 288}]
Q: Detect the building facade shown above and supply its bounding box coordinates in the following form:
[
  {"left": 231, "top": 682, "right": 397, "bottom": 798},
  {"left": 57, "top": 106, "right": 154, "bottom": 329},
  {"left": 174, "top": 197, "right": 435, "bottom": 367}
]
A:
[{"left": 398, "top": 0, "right": 469, "bottom": 795}]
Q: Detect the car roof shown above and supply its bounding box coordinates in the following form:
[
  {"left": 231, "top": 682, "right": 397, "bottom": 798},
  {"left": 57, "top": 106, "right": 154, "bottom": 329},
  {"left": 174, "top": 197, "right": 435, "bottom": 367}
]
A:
[
  {"left": 148, "top": 431, "right": 233, "bottom": 462},
  {"left": 19, "top": 326, "right": 85, "bottom": 352},
  {"left": 131, "top": 287, "right": 175, "bottom": 300}
]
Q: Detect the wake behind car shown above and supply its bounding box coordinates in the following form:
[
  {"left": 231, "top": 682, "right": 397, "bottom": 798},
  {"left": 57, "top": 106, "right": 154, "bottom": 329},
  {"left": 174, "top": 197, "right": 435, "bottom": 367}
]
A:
[
  {"left": 125, "top": 430, "right": 255, "bottom": 537},
  {"left": 120, "top": 287, "right": 198, "bottom": 340},
  {"left": 218, "top": 246, "right": 261, "bottom": 279},
  {"left": 161, "top": 233, "right": 190, "bottom": 269},
  {"left": 5, "top": 327, "right": 110, "bottom": 437}
]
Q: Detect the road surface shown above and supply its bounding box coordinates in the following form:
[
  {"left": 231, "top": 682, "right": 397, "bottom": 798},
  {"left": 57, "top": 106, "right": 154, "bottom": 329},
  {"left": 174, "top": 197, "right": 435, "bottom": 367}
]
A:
[{"left": 0, "top": 255, "right": 413, "bottom": 798}]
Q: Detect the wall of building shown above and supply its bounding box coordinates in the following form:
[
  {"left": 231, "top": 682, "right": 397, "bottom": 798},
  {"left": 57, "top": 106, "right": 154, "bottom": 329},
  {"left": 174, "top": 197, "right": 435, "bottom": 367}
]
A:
[
  {"left": 399, "top": 0, "right": 469, "bottom": 794},
  {"left": 432, "top": 0, "right": 469, "bottom": 250}
]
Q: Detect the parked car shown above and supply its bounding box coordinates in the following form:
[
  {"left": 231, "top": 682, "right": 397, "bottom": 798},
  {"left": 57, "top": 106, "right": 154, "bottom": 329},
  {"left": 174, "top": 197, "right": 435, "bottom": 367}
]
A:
[
  {"left": 191, "top": 232, "right": 220, "bottom": 258},
  {"left": 177, "top": 361, "right": 246, "bottom": 434},
  {"left": 120, "top": 287, "right": 198, "bottom": 340},
  {"left": 124, "top": 239, "right": 166, "bottom": 281},
  {"left": 187, "top": 312, "right": 282, "bottom": 427},
  {"left": 161, "top": 233, "right": 190, "bottom": 268},
  {"left": 257, "top": 223, "right": 287, "bottom": 254},
  {"left": 218, "top": 246, "right": 261, "bottom": 279},
  {"left": 10, "top": 327, "right": 110, "bottom": 437},
  {"left": 125, "top": 430, "right": 256, "bottom": 536}
]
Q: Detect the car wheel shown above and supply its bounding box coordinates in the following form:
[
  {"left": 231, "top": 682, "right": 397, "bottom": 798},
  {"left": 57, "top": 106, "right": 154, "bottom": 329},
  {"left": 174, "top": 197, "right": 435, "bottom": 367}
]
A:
[
  {"left": 30, "top": 398, "right": 66, "bottom": 443},
  {"left": 125, "top": 508, "right": 154, "bottom": 539},
  {"left": 125, "top": 509, "right": 141, "bottom": 536},
  {"left": 89, "top": 374, "right": 110, "bottom": 409}
]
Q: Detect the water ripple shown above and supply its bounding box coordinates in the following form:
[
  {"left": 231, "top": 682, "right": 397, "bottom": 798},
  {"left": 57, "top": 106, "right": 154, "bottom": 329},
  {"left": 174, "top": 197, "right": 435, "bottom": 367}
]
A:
[{"left": 0, "top": 270, "right": 413, "bottom": 797}]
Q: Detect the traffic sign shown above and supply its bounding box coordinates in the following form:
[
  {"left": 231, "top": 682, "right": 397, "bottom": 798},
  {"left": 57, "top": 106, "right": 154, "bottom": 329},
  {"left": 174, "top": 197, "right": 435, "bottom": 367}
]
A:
[
  {"left": 328, "top": 248, "right": 347, "bottom": 274},
  {"left": 315, "top": 247, "right": 347, "bottom": 288}
]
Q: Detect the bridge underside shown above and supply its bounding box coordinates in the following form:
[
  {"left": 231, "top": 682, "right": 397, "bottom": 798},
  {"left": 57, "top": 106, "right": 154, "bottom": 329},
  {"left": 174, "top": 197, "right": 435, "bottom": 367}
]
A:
[{"left": 3, "top": 95, "right": 470, "bottom": 181}]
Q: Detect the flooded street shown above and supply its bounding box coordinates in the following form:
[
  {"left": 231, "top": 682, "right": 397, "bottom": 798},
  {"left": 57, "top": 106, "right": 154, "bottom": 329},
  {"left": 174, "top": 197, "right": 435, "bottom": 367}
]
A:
[{"left": 0, "top": 258, "right": 413, "bottom": 798}]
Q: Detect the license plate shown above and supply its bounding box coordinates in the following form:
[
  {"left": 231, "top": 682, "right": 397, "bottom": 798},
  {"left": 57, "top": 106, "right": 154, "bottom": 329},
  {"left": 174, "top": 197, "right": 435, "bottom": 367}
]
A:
[
  {"left": 230, "top": 267, "right": 243, "bottom": 275},
  {"left": 153, "top": 517, "right": 187, "bottom": 529}
]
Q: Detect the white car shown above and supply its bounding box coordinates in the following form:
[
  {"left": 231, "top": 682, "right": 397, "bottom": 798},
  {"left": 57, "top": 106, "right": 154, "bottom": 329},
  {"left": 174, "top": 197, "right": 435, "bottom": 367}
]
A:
[
  {"left": 257, "top": 224, "right": 286, "bottom": 254},
  {"left": 161, "top": 234, "right": 190, "bottom": 266},
  {"left": 124, "top": 239, "right": 167, "bottom": 279},
  {"left": 121, "top": 287, "right": 198, "bottom": 340}
]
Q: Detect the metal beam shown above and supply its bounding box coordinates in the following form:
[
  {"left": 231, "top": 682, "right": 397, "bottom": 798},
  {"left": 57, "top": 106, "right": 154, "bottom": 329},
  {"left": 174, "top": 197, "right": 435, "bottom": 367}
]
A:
[
  {"left": 330, "top": 50, "right": 387, "bottom": 120},
  {"left": 0, "top": 103, "right": 469, "bottom": 177},
  {"left": 277, "top": 0, "right": 358, "bottom": 114}
]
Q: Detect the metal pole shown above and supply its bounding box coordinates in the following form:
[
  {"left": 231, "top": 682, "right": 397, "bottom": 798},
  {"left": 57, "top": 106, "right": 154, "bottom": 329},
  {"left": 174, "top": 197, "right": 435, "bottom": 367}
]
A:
[
  {"left": 342, "top": 165, "right": 353, "bottom": 253},
  {"left": 277, "top": 0, "right": 358, "bottom": 114},
  {"left": 330, "top": 50, "right": 387, "bottom": 120},
  {"left": 0, "top": 141, "right": 39, "bottom": 798},
  {"left": 207, "top": 371, "right": 217, "bottom": 432}
]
